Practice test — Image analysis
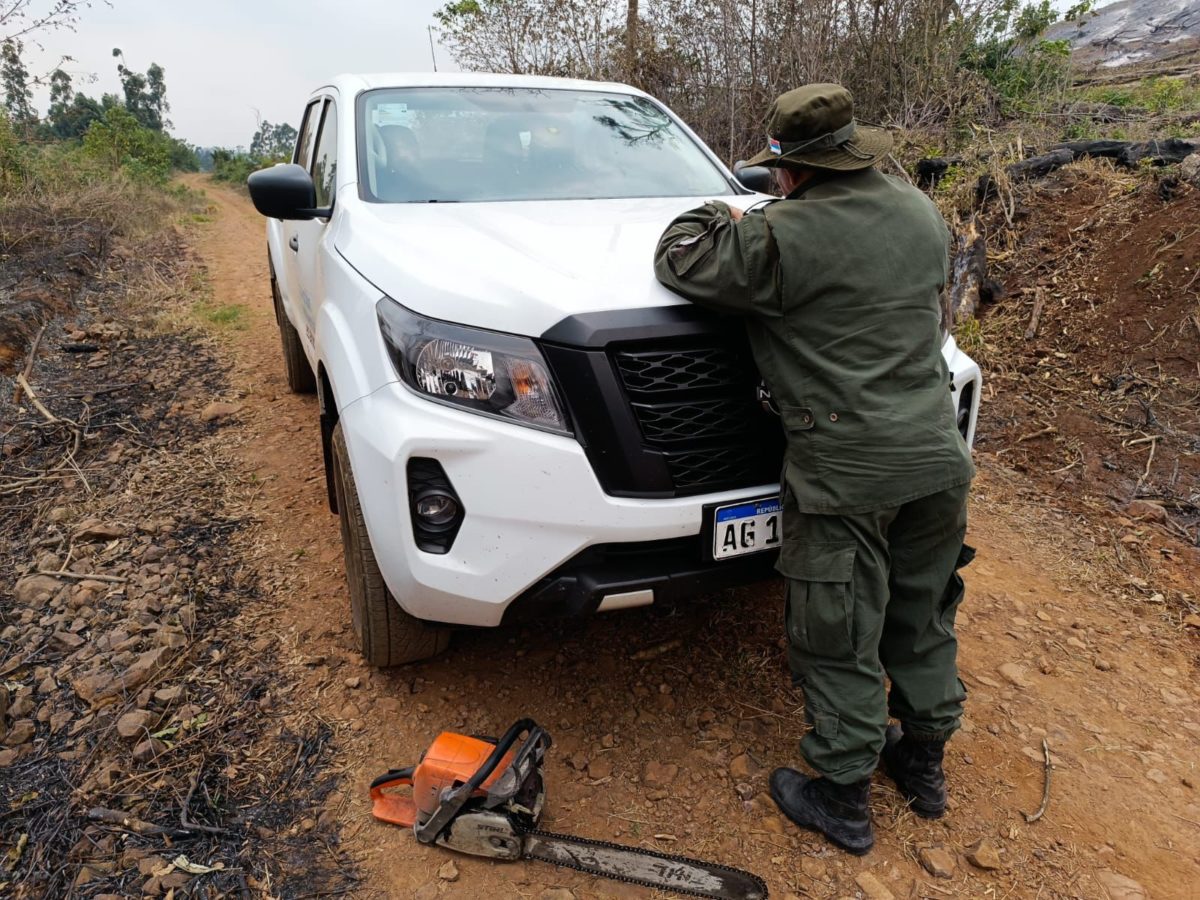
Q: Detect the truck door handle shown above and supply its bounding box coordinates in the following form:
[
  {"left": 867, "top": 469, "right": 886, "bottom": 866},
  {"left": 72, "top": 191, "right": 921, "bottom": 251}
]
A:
[{"left": 288, "top": 235, "right": 299, "bottom": 252}]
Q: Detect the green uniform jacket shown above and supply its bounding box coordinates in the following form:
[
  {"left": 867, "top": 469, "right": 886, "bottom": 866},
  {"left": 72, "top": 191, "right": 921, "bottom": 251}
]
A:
[{"left": 654, "top": 168, "right": 974, "bottom": 514}]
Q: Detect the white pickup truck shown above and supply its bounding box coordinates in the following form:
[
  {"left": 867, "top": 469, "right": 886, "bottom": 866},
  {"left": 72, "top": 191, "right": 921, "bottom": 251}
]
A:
[{"left": 247, "top": 73, "right": 982, "bottom": 666}]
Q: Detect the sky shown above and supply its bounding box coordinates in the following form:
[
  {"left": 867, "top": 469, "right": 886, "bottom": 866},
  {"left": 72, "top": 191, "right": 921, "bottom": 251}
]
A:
[{"left": 22, "top": 0, "right": 457, "bottom": 148}]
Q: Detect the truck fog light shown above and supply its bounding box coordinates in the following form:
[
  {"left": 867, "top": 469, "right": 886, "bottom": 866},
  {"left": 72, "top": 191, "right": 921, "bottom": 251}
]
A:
[
  {"left": 414, "top": 491, "right": 459, "bottom": 527},
  {"left": 408, "top": 458, "right": 464, "bottom": 554}
]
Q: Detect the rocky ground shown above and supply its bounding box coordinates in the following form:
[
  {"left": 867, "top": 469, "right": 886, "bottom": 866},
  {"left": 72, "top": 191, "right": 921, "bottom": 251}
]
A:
[
  {"left": 1, "top": 207, "right": 352, "bottom": 896},
  {"left": 3, "top": 172, "right": 1199, "bottom": 900}
]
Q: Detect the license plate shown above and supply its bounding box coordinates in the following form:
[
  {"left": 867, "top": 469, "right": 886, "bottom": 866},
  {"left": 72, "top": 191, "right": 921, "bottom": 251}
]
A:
[{"left": 711, "top": 496, "right": 782, "bottom": 560}]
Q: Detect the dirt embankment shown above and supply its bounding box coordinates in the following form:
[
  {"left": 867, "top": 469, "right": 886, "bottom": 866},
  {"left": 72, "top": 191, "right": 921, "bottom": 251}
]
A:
[
  {"left": 4, "top": 173, "right": 1199, "bottom": 900},
  {"left": 975, "top": 162, "right": 1200, "bottom": 594}
]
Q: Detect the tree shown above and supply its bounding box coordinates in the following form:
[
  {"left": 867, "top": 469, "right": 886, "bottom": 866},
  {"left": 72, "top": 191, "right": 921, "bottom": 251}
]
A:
[
  {"left": 113, "top": 48, "right": 170, "bottom": 131},
  {"left": 46, "top": 89, "right": 102, "bottom": 138},
  {"left": 47, "top": 65, "right": 70, "bottom": 105},
  {"left": 432, "top": 0, "right": 1078, "bottom": 163},
  {"left": 1, "top": 37, "right": 35, "bottom": 130},
  {"left": 249, "top": 119, "right": 297, "bottom": 160},
  {"left": 1, "top": 0, "right": 96, "bottom": 43}
]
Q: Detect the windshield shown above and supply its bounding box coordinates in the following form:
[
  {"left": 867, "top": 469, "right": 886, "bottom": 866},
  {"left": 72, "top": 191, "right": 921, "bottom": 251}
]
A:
[{"left": 357, "top": 87, "right": 734, "bottom": 203}]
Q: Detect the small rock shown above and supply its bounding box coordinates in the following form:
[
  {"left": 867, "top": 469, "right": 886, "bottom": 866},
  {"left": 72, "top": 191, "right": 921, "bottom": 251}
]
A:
[
  {"left": 438, "top": 860, "right": 459, "bottom": 881},
  {"left": 1183, "top": 153, "right": 1200, "bottom": 187},
  {"left": 587, "top": 755, "right": 613, "bottom": 780},
  {"left": 160, "top": 872, "right": 190, "bottom": 890},
  {"left": 413, "top": 885, "right": 438, "bottom": 900},
  {"left": 4, "top": 720, "right": 35, "bottom": 746},
  {"left": 729, "top": 753, "right": 758, "bottom": 780},
  {"left": 344, "top": 676, "right": 361, "bottom": 689},
  {"left": 854, "top": 870, "right": 895, "bottom": 900},
  {"left": 154, "top": 686, "right": 183, "bottom": 703},
  {"left": 14, "top": 575, "right": 61, "bottom": 606},
  {"left": 73, "top": 519, "right": 127, "bottom": 542},
  {"left": 919, "top": 846, "right": 956, "bottom": 878},
  {"left": 200, "top": 401, "right": 242, "bottom": 422},
  {"left": 1125, "top": 499, "right": 1168, "bottom": 523},
  {"left": 1094, "top": 657, "right": 1115, "bottom": 672},
  {"left": 1145, "top": 768, "right": 1168, "bottom": 784},
  {"left": 0, "top": 749, "right": 19, "bottom": 766},
  {"left": 157, "top": 630, "right": 187, "bottom": 650},
  {"left": 133, "top": 737, "right": 166, "bottom": 763},
  {"left": 137, "top": 856, "right": 166, "bottom": 877},
  {"left": 539, "top": 890, "right": 575, "bottom": 900},
  {"left": 965, "top": 838, "right": 1002, "bottom": 870},
  {"left": 799, "top": 856, "right": 825, "bottom": 879},
  {"left": 117, "top": 710, "right": 154, "bottom": 740},
  {"left": 998, "top": 663, "right": 1028, "bottom": 687},
  {"left": 1095, "top": 870, "right": 1146, "bottom": 900},
  {"left": 734, "top": 782, "right": 756, "bottom": 800},
  {"left": 52, "top": 630, "right": 84, "bottom": 650},
  {"left": 643, "top": 760, "right": 678, "bottom": 790}
]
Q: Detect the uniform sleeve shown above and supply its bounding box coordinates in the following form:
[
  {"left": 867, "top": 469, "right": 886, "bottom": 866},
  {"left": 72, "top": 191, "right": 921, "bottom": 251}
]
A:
[{"left": 653, "top": 201, "right": 780, "bottom": 317}]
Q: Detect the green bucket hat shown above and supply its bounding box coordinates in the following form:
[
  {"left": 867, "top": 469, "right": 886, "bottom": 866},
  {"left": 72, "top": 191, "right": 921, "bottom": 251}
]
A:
[{"left": 745, "top": 83, "right": 893, "bottom": 171}]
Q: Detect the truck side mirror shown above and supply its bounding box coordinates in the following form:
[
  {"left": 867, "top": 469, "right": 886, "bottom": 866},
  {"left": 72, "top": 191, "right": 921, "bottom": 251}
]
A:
[
  {"left": 247, "top": 163, "right": 329, "bottom": 220},
  {"left": 733, "top": 162, "right": 775, "bottom": 195}
]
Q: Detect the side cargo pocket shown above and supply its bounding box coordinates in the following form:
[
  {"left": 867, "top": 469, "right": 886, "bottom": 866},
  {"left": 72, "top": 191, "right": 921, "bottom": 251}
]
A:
[
  {"left": 935, "top": 542, "right": 975, "bottom": 637},
  {"left": 778, "top": 541, "right": 858, "bottom": 659}
]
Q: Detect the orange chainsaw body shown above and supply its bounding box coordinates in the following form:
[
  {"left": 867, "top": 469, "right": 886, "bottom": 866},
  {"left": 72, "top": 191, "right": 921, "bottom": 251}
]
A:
[{"left": 371, "top": 732, "right": 516, "bottom": 828}]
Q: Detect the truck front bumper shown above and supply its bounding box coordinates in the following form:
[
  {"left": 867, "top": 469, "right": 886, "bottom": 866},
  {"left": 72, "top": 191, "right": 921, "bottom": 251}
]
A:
[{"left": 339, "top": 381, "right": 779, "bottom": 627}]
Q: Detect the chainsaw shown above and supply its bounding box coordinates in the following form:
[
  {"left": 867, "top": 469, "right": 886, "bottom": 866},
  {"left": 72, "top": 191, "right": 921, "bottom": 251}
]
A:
[{"left": 370, "top": 718, "right": 767, "bottom": 899}]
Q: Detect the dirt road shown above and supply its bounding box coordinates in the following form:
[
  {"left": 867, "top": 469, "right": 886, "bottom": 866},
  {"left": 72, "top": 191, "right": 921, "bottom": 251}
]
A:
[{"left": 185, "top": 174, "right": 1200, "bottom": 899}]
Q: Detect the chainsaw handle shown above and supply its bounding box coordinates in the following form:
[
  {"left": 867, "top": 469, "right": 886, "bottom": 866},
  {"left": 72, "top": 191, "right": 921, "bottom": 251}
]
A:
[
  {"left": 370, "top": 767, "right": 418, "bottom": 828},
  {"left": 463, "top": 718, "right": 537, "bottom": 795}
]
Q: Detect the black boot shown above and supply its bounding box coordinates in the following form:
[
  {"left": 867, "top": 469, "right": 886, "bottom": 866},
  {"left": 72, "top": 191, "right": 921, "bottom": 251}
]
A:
[
  {"left": 879, "top": 724, "right": 946, "bottom": 818},
  {"left": 768, "top": 768, "right": 874, "bottom": 855}
]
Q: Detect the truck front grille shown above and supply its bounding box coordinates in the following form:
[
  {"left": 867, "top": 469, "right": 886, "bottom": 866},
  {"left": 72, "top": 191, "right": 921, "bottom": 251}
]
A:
[
  {"left": 540, "top": 321, "right": 784, "bottom": 498},
  {"left": 630, "top": 398, "right": 749, "bottom": 443},
  {"left": 614, "top": 346, "right": 744, "bottom": 393}
]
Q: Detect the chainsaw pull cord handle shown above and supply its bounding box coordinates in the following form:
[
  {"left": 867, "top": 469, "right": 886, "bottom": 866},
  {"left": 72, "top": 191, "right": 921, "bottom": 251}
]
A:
[{"left": 414, "top": 717, "right": 539, "bottom": 844}]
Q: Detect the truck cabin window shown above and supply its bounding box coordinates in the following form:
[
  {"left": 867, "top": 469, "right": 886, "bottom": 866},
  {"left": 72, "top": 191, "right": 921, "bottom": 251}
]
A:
[{"left": 358, "top": 88, "right": 734, "bottom": 203}]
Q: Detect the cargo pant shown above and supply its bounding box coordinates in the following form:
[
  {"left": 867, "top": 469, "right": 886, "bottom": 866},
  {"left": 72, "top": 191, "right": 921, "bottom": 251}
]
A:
[{"left": 779, "top": 477, "right": 972, "bottom": 785}]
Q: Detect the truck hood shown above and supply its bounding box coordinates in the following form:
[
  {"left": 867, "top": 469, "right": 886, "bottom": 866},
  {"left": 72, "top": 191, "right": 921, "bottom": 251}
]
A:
[{"left": 336, "top": 196, "right": 757, "bottom": 337}]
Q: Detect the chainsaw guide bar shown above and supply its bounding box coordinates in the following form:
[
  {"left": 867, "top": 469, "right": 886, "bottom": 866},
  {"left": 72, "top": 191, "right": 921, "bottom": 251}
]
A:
[
  {"left": 370, "top": 718, "right": 769, "bottom": 899},
  {"left": 521, "top": 827, "right": 768, "bottom": 899}
]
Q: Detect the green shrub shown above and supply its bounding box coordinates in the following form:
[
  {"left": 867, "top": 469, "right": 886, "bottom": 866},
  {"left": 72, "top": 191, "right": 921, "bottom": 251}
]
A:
[
  {"left": 0, "top": 112, "right": 31, "bottom": 188},
  {"left": 211, "top": 147, "right": 287, "bottom": 189},
  {"left": 81, "top": 106, "right": 178, "bottom": 182}
]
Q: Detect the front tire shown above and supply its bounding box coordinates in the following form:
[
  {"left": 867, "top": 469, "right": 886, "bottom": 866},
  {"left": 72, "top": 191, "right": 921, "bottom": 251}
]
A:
[
  {"left": 272, "top": 277, "right": 316, "bottom": 394},
  {"left": 331, "top": 423, "right": 451, "bottom": 666}
]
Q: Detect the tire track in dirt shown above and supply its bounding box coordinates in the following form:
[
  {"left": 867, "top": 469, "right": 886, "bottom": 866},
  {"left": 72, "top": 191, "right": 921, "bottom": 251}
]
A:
[{"left": 183, "top": 174, "right": 1200, "bottom": 899}]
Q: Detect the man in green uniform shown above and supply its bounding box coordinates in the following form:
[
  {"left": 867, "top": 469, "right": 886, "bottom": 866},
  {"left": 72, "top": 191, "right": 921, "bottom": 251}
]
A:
[{"left": 654, "top": 84, "right": 975, "bottom": 855}]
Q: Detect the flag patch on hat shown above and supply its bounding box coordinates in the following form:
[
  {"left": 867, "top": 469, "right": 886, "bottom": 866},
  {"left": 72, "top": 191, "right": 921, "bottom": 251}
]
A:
[{"left": 769, "top": 138, "right": 782, "bottom": 155}]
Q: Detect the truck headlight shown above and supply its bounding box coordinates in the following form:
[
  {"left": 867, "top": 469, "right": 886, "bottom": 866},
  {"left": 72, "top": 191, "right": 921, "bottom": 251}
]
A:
[{"left": 377, "top": 297, "right": 570, "bottom": 435}]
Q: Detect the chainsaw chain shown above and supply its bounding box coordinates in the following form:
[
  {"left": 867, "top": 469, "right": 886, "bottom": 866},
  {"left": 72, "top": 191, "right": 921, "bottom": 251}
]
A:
[{"left": 519, "top": 825, "right": 769, "bottom": 900}]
